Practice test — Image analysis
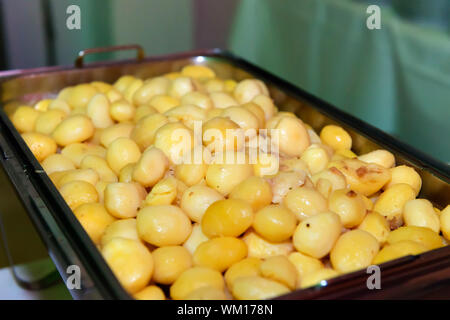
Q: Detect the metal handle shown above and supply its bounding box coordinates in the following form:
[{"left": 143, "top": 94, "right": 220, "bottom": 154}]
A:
[{"left": 75, "top": 44, "right": 145, "bottom": 68}]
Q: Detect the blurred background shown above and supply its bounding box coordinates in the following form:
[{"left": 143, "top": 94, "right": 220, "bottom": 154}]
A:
[
  {"left": 0, "top": 0, "right": 449, "bottom": 162},
  {"left": 0, "top": 0, "right": 448, "bottom": 299}
]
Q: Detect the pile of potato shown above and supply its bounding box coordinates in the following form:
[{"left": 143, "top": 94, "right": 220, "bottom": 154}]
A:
[{"left": 8, "top": 64, "right": 450, "bottom": 300}]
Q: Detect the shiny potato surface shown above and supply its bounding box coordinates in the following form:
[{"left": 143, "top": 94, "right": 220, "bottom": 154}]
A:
[{"left": 10, "top": 64, "right": 448, "bottom": 300}]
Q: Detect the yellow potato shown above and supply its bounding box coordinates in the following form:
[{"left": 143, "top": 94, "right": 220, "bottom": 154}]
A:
[
  {"left": 58, "top": 180, "right": 98, "bottom": 210},
  {"left": 283, "top": 186, "right": 328, "bottom": 221},
  {"left": 331, "top": 148, "right": 357, "bottom": 161},
  {"left": 293, "top": 211, "right": 342, "bottom": 259},
  {"left": 374, "top": 183, "right": 416, "bottom": 225},
  {"left": 73, "top": 203, "right": 116, "bottom": 244},
  {"left": 67, "top": 84, "right": 98, "bottom": 109},
  {"left": 90, "top": 81, "right": 112, "bottom": 93},
  {"left": 113, "top": 75, "right": 135, "bottom": 93},
  {"left": 225, "top": 258, "right": 262, "bottom": 290},
  {"left": 203, "top": 78, "right": 224, "bottom": 93},
  {"left": 202, "top": 117, "right": 242, "bottom": 153},
  {"left": 48, "top": 99, "right": 71, "bottom": 114},
  {"left": 134, "top": 285, "right": 165, "bottom": 300},
  {"left": 334, "top": 158, "right": 391, "bottom": 196},
  {"left": 301, "top": 145, "right": 330, "bottom": 175},
  {"left": 234, "top": 79, "right": 269, "bottom": 104},
  {"left": 175, "top": 160, "right": 208, "bottom": 187},
  {"left": 52, "top": 115, "right": 94, "bottom": 146},
  {"left": 288, "top": 252, "right": 324, "bottom": 286},
  {"left": 311, "top": 167, "right": 347, "bottom": 199},
  {"left": 181, "top": 65, "right": 216, "bottom": 79},
  {"left": 253, "top": 152, "right": 280, "bottom": 177},
  {"left": 181, "top": 92, "right": 213, "bottom": 110},
  {"left": 221, "top": 106, "right": 259, "bottom": 131},
  {"left": 106, "top": 88, "right": 123, "bottom": 104},
  {"left": 34, "top": 99, "right": 52, "bottom": 112},
  {"left": 169, "top": 77, "right": 197, "bottom": 98},
  {"left": 11, "top": 106, "right": 40, "bottom": 133},
  {"left": 61, "top": 143, "right": 106, "bottom": 167},
  {"left": 357, "top": 211, "right": 390, "bottom": 244},
  {"left": 134, "top": 105, "right": 157, "bottom": 122},
  {"left": 253, "top": 204, "right": 297, "bottom": 242},
  {"left": 152, "top": 246, "right": 193, "bottom": 285},
  {"left": 232, "top": 276, "right": 289, "bottom": 300},
  {"left": 110, "top": 99, "right": 135, "bottom": 123},
  {"left": 104, "top": 182, "right": 142, "bottom": 218},
  {"left": 330, "top": 230, "right": 379, "bottom": 273},
  {"left": 21, "top": 132, "right": 57, "bottom": 162},
  {"left": 269, "top": 171, "right": 307, "bottom": 204},
  {"left": 164, "top": 104, "right": 206, "bottom": 129},
  {"left": 133, "top": 77, "right": 171, "bottom": 106},
  {"left": 170, "top": 267, "right": 224, "bottom": 300},
  {"left": 202, "top": 199, "right": 254, "bottom": 238},
  {"left": 271, "top": 116, "right": 310, "bottom": 157},
  {"left": 101, "top": 218, "right": 140, "bottom": 247},
  {"left": 106, "top": 137, "right": 141, "bottom": 175},
  {"left": 80, "top": 155, "right": 117, "bottom": 182},
  {"left": 118, "top": 163, "right": 134, "bottom": 183},
  {"left": 229, "top": 176, "right": 272, "bottom": 211},
  {"left": 193, "top": 237, "right": 247, "bottom": 272},
  {"left": 387, "top": 226, "right": 443, "bottom": 250},
  {"left": 153, "top": 122, "right": 194, "bottom": 164},
  {"left": 252, "top": 95, "right": 276, "bottom": 121},
  {"left": 183, "top": 223, "right": 210, "bottom": 255},
  {"left": 57, "top": 168, "right": 99, "bottom": 188},
  {"left": 123, "top": 78, "right": 143, "bottom": 103},
  {"left": 34, "top": 109, "right": 67, "bottom": 135},
  {"left": 358, "top": 149, "right": 395, "bottom": 168},
  {"left": 210, "top": 92, "right": 238, "bottom": 109},
  {"left": 328, "top": 189, "right": 366, "bottom": 228},
  {"left": 180, "top": 185, "right": 224, "bottom": 223},
  {"left": 143, "top": 176, "right": 178, "bottom": 206},
  {"left": 441, "top": 205, "right": 450, "bottom": 241},
  {"left": 205, "top": 153, "right": 253, "bottom": 196},
  {"left": 148, "top": 94, "right": 180, "bottom": 113},
  {"left": 100, "top": 123, "right": 134, "bottom": 148},
  {"left": 86, "top": 93, "right": 114, "bottom": 129},
  {"left": 259, "top": 255, "right": 297, "bottom": 289},
  {"left": 320, "top": 125, "right": 352, "bottom": 150},
  {"left": 136, "top": 205, "right": 192, "bottom": 246},
  {"left": 385, "top": 165, "right": 422, "bottom": 196},
  {"left": 185, "top": 286, "right": 227, "bottom": 300},
  {"left": 131, "top": 113, "right": 169, "bottom": 151},
  {"left": 132, "top": 146, "right": 169, "bottom": 188},
  {"left": 299, "top": 268, "right": 339, "bottom": 289},
  {"left": 101, "top": 238, "right": 153, "bottom": 294},
  {"left": 372, "top": 240, "right": 427, "bottom": 265},
  {"left": 403, "top": 199, "right": 440, "bottom": 233},
  {"left": 243, "top": 231, "right": 294, "bottom": 259},
  {"left": 41, "top": 154, "right": 76, "bottom": 174}
]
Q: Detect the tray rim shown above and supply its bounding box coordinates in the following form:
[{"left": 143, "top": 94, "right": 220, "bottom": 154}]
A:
[{"left": 0, "top": 48, "right": 449, "bottom": 300}]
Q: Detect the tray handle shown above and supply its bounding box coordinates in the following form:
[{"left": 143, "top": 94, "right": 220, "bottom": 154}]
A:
[{"left": 74, "top": 44, "right": 145, "bottom": 68}]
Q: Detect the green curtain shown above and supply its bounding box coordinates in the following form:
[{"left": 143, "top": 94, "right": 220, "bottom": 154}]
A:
[{"left": 229, "top": 0, "right": 450, "bottom": 163}]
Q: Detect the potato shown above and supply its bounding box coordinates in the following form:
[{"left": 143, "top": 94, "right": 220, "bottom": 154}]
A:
[
  {"left": 170, "top": 267, "right": 224, "bottom": 300},
  {"left": 232, "top": 276, "right": 290, "bottom": 300},
  {"left": 330, "top": 230, "right": 379, "bottom": 273},
  {"left": 101, "top": 238, "right": 153, "bottom": 294},
  {"left": 21, "top": 132, "right": 57, "bottom": 162},
  {"left": 293, "top": 212, "right": 342, "bottom": 259},
  {"left": 202, "top": 199, "right": 254, "bottom": 238},
  {"left": 193, "top": 237, "right": 247, "bottom": 272}
]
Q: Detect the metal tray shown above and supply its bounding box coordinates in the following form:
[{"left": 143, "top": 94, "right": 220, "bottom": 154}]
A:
[{"left": 0, "top": 46, "right": 449, "bottom": 300}]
